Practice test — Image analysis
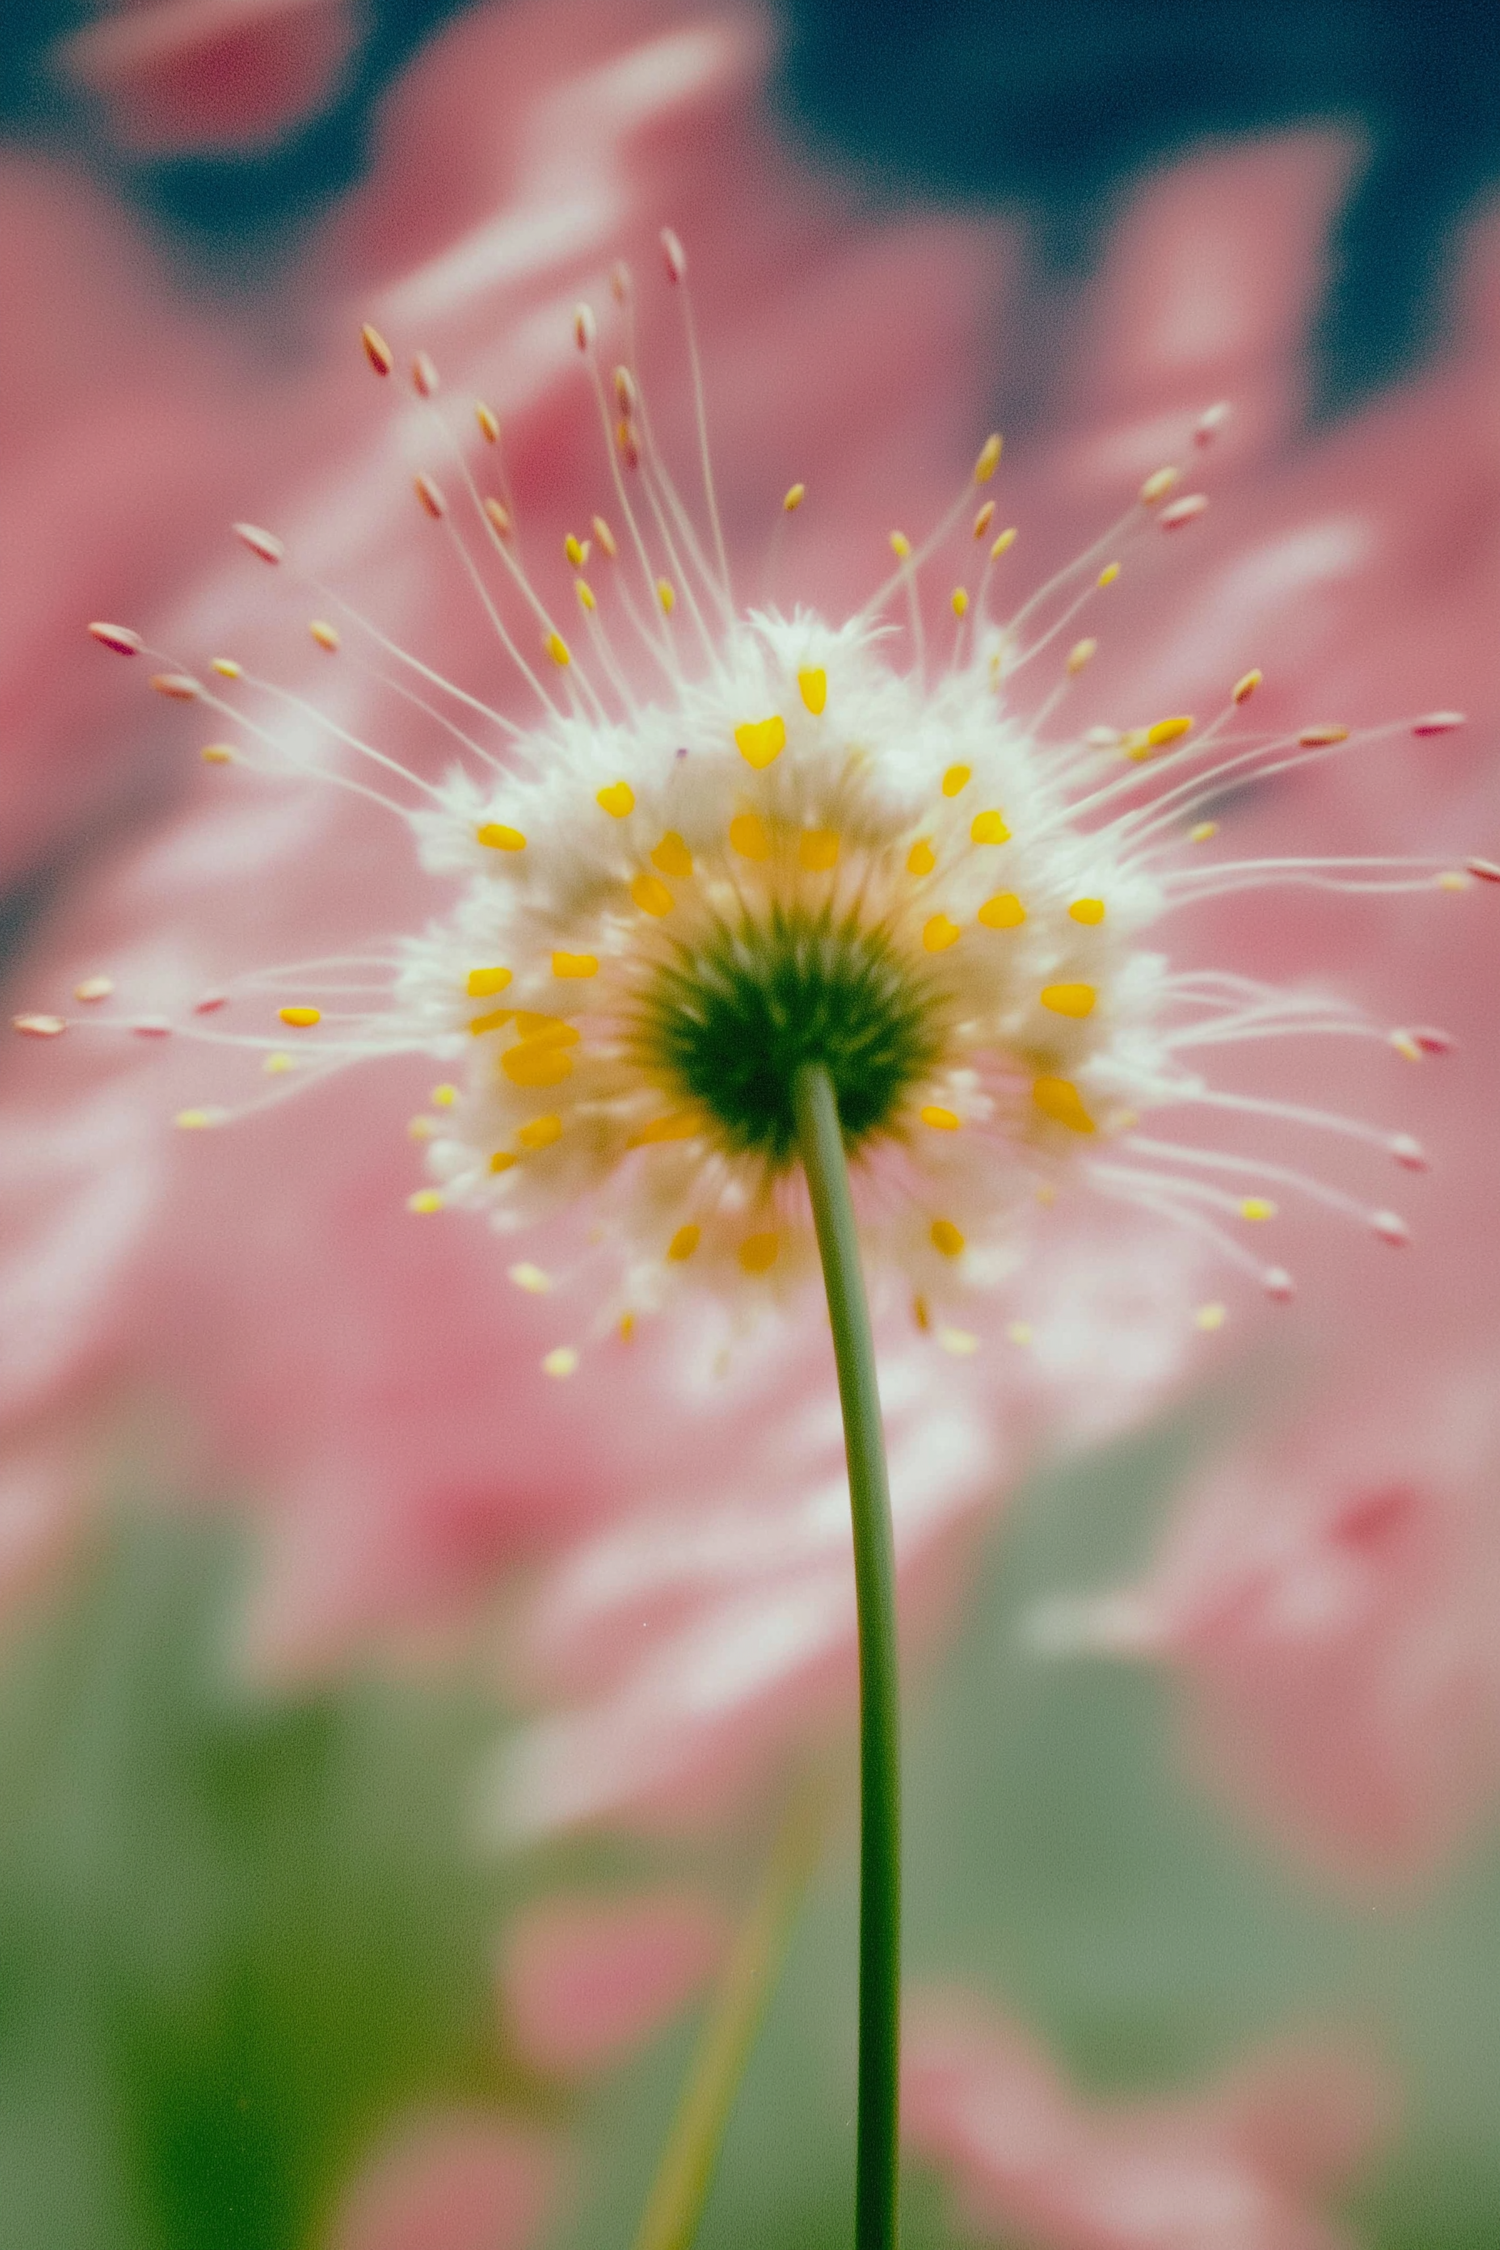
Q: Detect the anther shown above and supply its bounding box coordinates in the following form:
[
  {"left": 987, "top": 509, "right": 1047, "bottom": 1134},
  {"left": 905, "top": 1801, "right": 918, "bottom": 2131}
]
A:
[
  {"left": 1232, "top": 670, "right": 1262, "bottom": 703},
  {"left": 738, "top": 1232, "right": 779, "bottom": 1274},
  {"left": 597, "top": 781, "right": 634, "bottom": 817},
  {"left": 1189, "top": 822, "right": 1218, "bottom": 842},
  {"left": 411, "top": 351, "right": 439, "bottom": 396},
  {"left": 1040, "top": 983, "right": 1096, "bottom": 1018},
  {"left": 920, "top": 1106, "right": 961, "bottom": 1130},
  {"left": 1195, "top": 1303, "right": 1227, "bottom": 1331},
  {"left": 611, "top": 262, "right": 630, "bottom": 303},
  {"left": 309, "top": 620, "right": 339, "bottom": 651},
  {"left": 489, "top": 1150, "right": 517, "bottom": 1173},
  {"left": 798, "top": 830, "right": 839, "bottom": 872},
  {"left": 1068, "top": 898, "right": 1105, "bottom": 924},
  {"left": 1371, "top": 1209, "right": 1410, "bottom": 1247},
  {"left": 978, "top": 893, "right": 1025, "bottom": 928},
  {"left": 970, "top": 810, "right": 1011, "bottom": 844},
  {"left": 564, "top": 534, "right": 589, "bottom": 567},
  {"left": 466, "top": 967, "right": 512, "bottom": 998},
  {"left": 651, "top": 832, "right": 692, "bottom": 879},
  {"left": 1159, "top": 494, "right": 1208, "bottom": 529},
  {"left": 88, "top": 621, "right": 142, "bottom": 655},
  {"left": 797, "top": 668, "right": 827, "bottom": 715},
  {"left": 991, "top": 528, "right": 1017, "bottom": 557},
  {"left": 483, "top": 498, "right": 512, "bottom": 538},
  {"left": 74, "top": 976, "right": 113, "bottom": 1001},
  {"left": 360, "top": 324, "right": 394, "bottom": 376},
  {"left": 728, "top": 813, "right": 771, "bottom": 861},
  {"left": 951, "top": 588, "right": 969, "bottom": 618},
  {"left": 151, "top": 673, "right": 201, "bottom": 700},
  {"left": 907, "top": 840, "right": 936, "bottom": 877},
  {"left": 200, "top": 744, "right": 235, "bottom": 764},
  {"left": 1033, "top": 1077, "right": 1096, "bottom": 1133},
  {"left": 631, "top": 874, "right": 674, "bottom": 917},
  {"left": 1262, "top": 1267, "right": 1296, "bottom": 1302},
  {"left": 176, "top": 1108, "right": 226, "bottom": 1130},
  {"left": 477, "top": 823, "right": 526, "bottom": 851},
  {"left": 889, "top": 531, "right": 911, "bottom": 559},
  {"left": 407, "top": 1189, "right": 444, "bottom": 1213},
  {"left": 509, "top": 1263, "right": 551, "bottom": 1291},
  {"left": 1239, "top": 1198, "right": 1276, "bottom": 1222},
  {"left": 12, "top": 1014, "right": 65, "bottom": 1037},
  {"left": 576, "top": 580, "right": 596, "bottom": 611},
  {"left": 657, "top": 579, "right": 676, "bottom": 615},
  {"left": 931, "top": 1219, "right": 965, "bottom": 1257},
  {"left": 1297, "top": 724, "right": 1348, "bottom": 747},
  {"left": 233, "top": 522, "right": 284, "bottom": 565},
  {"left": 783, "top": 482, "right": 806, "bottom": 513},
  {"left": 552, "top": 953, "right": 598, "bottom": 979},
  {"left": 613, "top": 367, "right": 637, "bottom": 414},
  {"left": 475, "top": 402, "right": 500, "bottom": 443},
  {"left": 734, "top": 716, "right": 786, "bottom": 769},
  {"left": 668, "top": 1224, "right": 701, "bottom": 1261},
  {"left": 592, "top": 515, "right": 618, "bottom": 558},
  {"left": 211, "top": 659, "right": 242, "bottom": 678},
  {"left": 1139, "top": 467, "right": 1178, "bottom": 506},
  {"left": 1390, "top": 1134, "right": 1428, "bottom": 1171},
  {"left": 413, "top": 473, "right": 446, "bottom": 519},
  {"left": 573, "top": 303, "right": 595, "bottom": 351},
  {"left": 941, "top": 764, "right": 971, "bottom": 797},
  {"left": 1097, "top": 562, "right": 1120, "bottom": 587},
  {"left": 972, "top": 500, "right": 995, "bottom": 540},
  {"left": 543, "top": 1347, "right": 580, "bottom": 1379},
  {"left": 1466, "top": 858, "right": 1500, "bottom": 883},
  {"left": 660, "top": 228, "right": 687, "bottom": 283},
  {"left": 278, "top": 1006, "right": 321, "bottom": 1027},
  {"left": 517, "top": 1115, "right": 564, "bottom": 1148},
  {"left": 431, "top": 1084, "right": 458, "bottom": 1106},
  {"left": 973, "top": 433, "right": 1002, "bottom": 484},
  {"left": 1147, "top": 715, "right": 1193, "bottom": 746},
  {"left": 1066, "top": 638, "right": 1097, "bottom": 674},
  {"left": 131, "top": 1018, "right": 172, "bottom": 1037},
  {"left": 1194, "top": 401, "right": 1231, "bottom": 445},
  {"left": 1413, "top": 711, "right": 1466, "bottom": 736},
  {"left": 547, "top": 633, "right": 572, "bottom": 669},
  {"left": 923, "top": 915, "right": 961, "bottom": 952}
]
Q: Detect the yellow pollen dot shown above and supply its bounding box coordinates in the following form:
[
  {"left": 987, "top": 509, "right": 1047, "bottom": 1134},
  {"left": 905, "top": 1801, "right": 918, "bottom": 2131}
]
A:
[
  {"left": 1097, "top": 562, "right": 1121, "bottom": 587},
  {"left": 729, "top": 812, "right": 772, "bottom": 861},
  {"left": 175, "top": 1108, "right": 222, "bottom": 1130},
  {"left": 543, "top": 1347, "right": 579, "bottom": 1379},
  {"left": 477, "top": 823, "right": 526, "bottom": 851},
  {"left": 565, "top": 534, "right": 587, "bottom": 567},
  {"left": 921, "top": 1106, "right": 961, "bottom": 1130},
  {"left": 475, "top": 401, "right": 500, "bottom": 442},
  {"left": 546, "top": 633, "right": 571, "bottom": 668},
  {"left": 489, "top": 1149, "right": 517, "bottom": 1172},
  {"left": 923, "top": 914, "right": 961, "bottom": 952},
  {"left": 1438, "top": 871, "right": 1469, "bottom": 891},
  {"left": 1148, "top": 715, "right": 1194, "bottom": 746},
  {"left": 431, "top": 1083, "right": 458, "bottom": 1107},
  {"left": 1069, "top": 898, "right": 1106, "bottom": 924},
  {"left": 668, "top": 1224, "right": 701, "bottom": 1261},
  {"left": 552, "top": 952, "right": 599, "bottom": 979},
  {"left": 468, "top": 1006, "right": 514, "bottom": 1035},
  {"left": 991, "top": 527, "right": 1017, "bottom": 558},
  {"left": 200, "top": 743, "right": 236, "bottom": 763},
  {"left": 937, "top": 1327, "right": 979, "bottom": 1356},
  {"left": 951, "top": 587, "right": 969, "bottom": 618},
  {"left": 597, "top": 782, "right": 635, "bottom": 818},
  {"left": 738, "top": 1232, "right": 780, "bottom": 1274},
  {"left": 509, "top": 1262, "right": 550, "bottom": 1291},
  {"left": 1140, "top": 466, "right": 1178, "bottom": 505},
  {"left": 735, "top": 715, "right": 787, "bottom": 769},
  {"left": 907, "top": 839, "right": 937, "bottom": 877},
  {"left": 930, "top": 1219, "right": 965, "bottom": 1258},
  {"left": 518, "top": 1115, "right": 564, "bottom": 1150},
  {"left": 1066, "top": 638, "right": 1097, "bottom": 673},
  {"left": 211, "top": 658, "right": 241, "bottom": 678},
  {"left": 631, "top": 873, "right": 675, "bottom": 917},
  {"left": 798, "top": 829, "right": 840, "bottom": 872},
  {"left": 974, "top": 433, "right": 1002, "bottom": 483},
  {"left": 466, "top": 966, "right": 513, "bottom": 998},
  {"left": 1040, "top": 983, "right": 1097, "bottom": 1017},
  {"left": 970, "top": 810, "right": 1011, "bottom": 845},
  {"left": 783, "top": 482, "right": 806, "bottom": 512},
  {"left": 1240, "top": 1198, "right": 1277, "bottom": 1222},
  {"left": 408, "top": 1189, "right": 445, "bottom": 1214},
  {"left": 1189, "top": 821, "right": 1218, "bottom": 843},
  {"left": 1195, "top": 1302, "right": 1227, "bottom": 1332},
  {"left": 503, "top": 1042, "right": 576, "bottom": 1089},
  {"left": 619, "top": 1313, "right": 636, "bottom": 1341},
  {"left": 972, "top": 500, "right": 995, "bottom": 539},
  {"left": 408, "top": 1115, "right": 437, "bottom": 1140},
  {"left": 941, "top": 764, "right": 972, "bottom": 797},
  {"left": 74, "top": 976, "right": 113, "bottom": 1001},
  {"left": 1033, "top": 1076, "right": 1096, "bottom": 1133},
  {"left": 576, "top": 579, "right": 596, "bottom": 611},
  {"left": 889, "top": 531, "right": 912, "bottom": 558},
  {"left": 278, "top": 1006, "right": 321, "bottom": 1027},
  {"left": 797, "top": 667, "right": 827, "bottom": 714},
  {"left": 657, "top": 578, "right": 676, "bottom": 614},
  {"left": 1233, "top": 668, "right": 1263, "bottom": 703},
  {"left": 1007, "top": 1321, "right": 1033, "bottom": 1346},
  {"left": 1390, "top": 1032, "right": 1422, "bottom": 1062},
  {"left": 651, "top": 831, "right": 693, "bottom": 878},
  {"left": 631, "top": 1111, "right": 705, "bottom": 1146},
  {"left": 978, "top": 892, "right": 1026, "bottom": 928},
  {"left": 309, "top": 620, "right": 339, "bottom": 651}
]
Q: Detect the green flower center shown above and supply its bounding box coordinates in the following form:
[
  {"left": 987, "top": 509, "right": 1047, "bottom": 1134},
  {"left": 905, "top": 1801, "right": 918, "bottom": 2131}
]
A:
[{"left": 639, "top": 905, "right": 942, "bottom": 1166}]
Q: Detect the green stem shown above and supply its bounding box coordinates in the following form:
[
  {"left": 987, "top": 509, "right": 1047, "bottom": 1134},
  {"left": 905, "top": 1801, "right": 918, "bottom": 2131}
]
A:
[{"left": 793, "top": 1061, "right": 902, "bottom": 2250}]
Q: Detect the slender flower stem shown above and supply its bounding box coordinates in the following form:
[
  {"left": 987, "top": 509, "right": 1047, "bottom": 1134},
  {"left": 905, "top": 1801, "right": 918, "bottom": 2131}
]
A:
[
  {"left": 631, "top": 1775, "right": 827, "bottom": 2250},
  {"left": 793, "top": 1062, "right": 902, "bottom": 2250}
]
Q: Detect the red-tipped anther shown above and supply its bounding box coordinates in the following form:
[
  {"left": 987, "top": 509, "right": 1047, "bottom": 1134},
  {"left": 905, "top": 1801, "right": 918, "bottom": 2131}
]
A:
[
  {"left": 1466, "top": 857, "right": 1500, "bottom": 883},
  {"left": 1159, "top": 493, "right": 1209, "bottom": 529},
  {"left": 233, "top": 522, "right": 284, "bottom": 565},
  {"left": 660, "top": 228, "right": 686, "bottom": 283},
  {"left": 130, "top": 1016, "right": 173, "bottom": 1038},
  {"left": 613, "top": 365, "right": 637, "bottom": 414},
  {"left": 1371, "top": 1209, "right": 1410, "bottom": 1247},
  {"left": 1413, "top": 711, "right": 1466, "bottom": 736},
  {"left": 88, "top": 621, "right": 142, "bottom": 655},
  {"left": 1390, "top": 1134, "right": 1429, "bottom": 1171},
  {"left": 1262, "top": 1266, "right": 1296, "bottom": 1303},
  {"left": 1193, "top": 402, "right": 1231, "bottom": 446},
  {"left": 193, "top": 992, "right": 228, "bottom": 1014},
  {"left": 482, "top": 497, "right": 512, "bottom": 538},
  {"left": 12, "top": 1014, "right": 65, "bottom": 1038},
  {"left": 1409, "top": 1025, "right": 1456, "bottom": 1055},
  {"left": 411, "top": 351, "right": 439, "bottom": 397},
  {"left": 413, "top": 473, "right": 447, "bottom": 520},
  {"left": 573, "top": 303, "right": 596, "bottom": 352},
  {"left": 150, "top": 672, "right": 201, "bottom": 700},
  {"left": 610, "top": 261, "right": 631, "bottom": 304},
  {"left": 361, "top": 323, "right": 393, "bottom": 376}
]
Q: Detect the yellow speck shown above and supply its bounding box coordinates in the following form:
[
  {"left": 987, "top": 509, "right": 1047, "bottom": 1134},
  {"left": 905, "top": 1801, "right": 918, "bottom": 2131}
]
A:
[
  {"left": 476, "top": 401, "right": 500, "bottom": 442},
  {"left": 972, "top": 500, "right": 995, "bottom": 540},
  {"left": 889, "top": 531, "right": 911, "bottom": 558},
  {"left": 431, "top": 1083, "right": 458, "bottom": 1107},
  {"left": 738, "top": 1232, "right": 779, "bottom": 1274},
  {"left": 1121, "top": 729, "right": 1154, "bottom": 762},
  {"left": 468, "top": 1006, "right": 514, "bottom": 1036},
  {"left": 797, "top": 667, "right": 827, "bottom": 715},
  {"left": 729, "top": 812, "right": 772, "bottom": 861},
  {"left": 991, "top": 527, "right": 1017, "bottom": 558},
  {"left": 921, "top": 1106, "right": 961, "bottom": 1130},
  {"left": 651, "top": 831, "right": 693, "bottom": 878},
  {"left": 1233, "top": 668, "right": 1262, "bottom": 703},
  {"left": 175, "top": 1108, "right": 223, "bottom": 1130},
  {"left": 1195, "top": 1303, "right": 1227, "bottom": 1332},
  {"left": 310, "top": 619, "right": 339, "bottom": 651},
  {"left": 951, "top": 587, "right": 969, "bottom": 618},
  {"left": 1390, "top": 1031, "right": 1422, "bottom": 1062},
  {"left": 1240, "top": 1197, "right": 1277, "bottom": 1222},
  {"left": 734, "top": 715, "right": 787, "bottom": 769},
  {"left": 632, "top": 1111, "right": 705, "bottom": 1146},
  {"left": 466, "top": 966, "right": 512, "bottom": 998},
  {"left": 1040, "top": 982, "right": 1097, "bottom": 1018},
  {"left": 619, "top": 1312, "right": 636, "bottom": 1342},
  {"left": 502, "top": 1042, "right": 575, "bottom": 1089},
  {"left": 489, "top": 1149, "right": 517, "bottom": 1172},
  {"left": 477, "top": 823, "right": 526, "bottom": 851},
  {"left": 518, "top": 1115, "right": 564, "bottom": 1150},
  {"left": 509, "top": 1262, "right": 551, "bottom": 1291},
  {"left": 657, "top": 578, "right": 676, "bottom": 614},
  {"left": 1147, "top": 715, "right": 1194, "bottom": 747},
  {"left": 912, "top": 1293, "right": 930, "bottom": 1332},
  {"left": 783, "top": 482, "right": 806, "bottom": 512},
  {"left": 575, "top": 578, "right": 596, "bottom": 611},
  {"left": 1068, "top": 898, "right": 1105, "bottom": 924},
  {"left": 907, "top": 839, "right": 937, "bottom": 877},
  {"left": 923, "top": 914, "right": 961, "bottom": 953},
  {"left": 564, "top": 533, "right": 589, "bottom": 567},
  {"left": 798, "top": 829, "right": 839, "bottom": 872},
  {"left": 1438, "top": 871, "right": 1469, "bottom": 891},
  {"left": 1140, "top": 466, "right": 1178, "bottom": 505},
  {"left": 941, "top": 764, "right": 972, "bottom": 797},
  {"left": 408, "top": 1115, "right": 437, "bottom": 1140},
  {"left": 200, "top": 743, "right": 236, "bottom": 763},
  {"left": 1066, "top": 638, "right": 1097, "bottom": 674},
  {"left": 1033, "top": 1076, "right": 1096, "bottom": 1133},
  {"left": 211, "top": 657, "right": 242, "bottom": 678},
  {"left": 974, "top": 433, "right": 1002, "bottom": 483},
  {"left": 1189, "top": 821, "right": 1218, "bottom": 843},
  {"left": 937, "top": 1327, "right": 979, "bottom": 1356},
  {"left": 930, "top": 1219, "right": 965, "bottom": 1258},
  {"left": 978, "top": 892, "right": 1026, "bottom": 929},
  {"left": 546, "top": 632, "right": 571, "bottom": 668},
  {"left": 1007, "top": 1321, "right": 1033, "bottom": 1347},
  {"left": 278, "top": 1005, "right": 321, "bottom": 1027},
  {"left": 597, "top": 781, "right": 635, "bottom": 818},
  {"left": 552, "top": 952, "right": 599, "bottom": 979},
  {"left": 512, "top": 1014, "right": 579, "bottom": 1042},
  {"left": 668, "top": 1224, "right": 701, "bottom": 1262},
  {"left": 970, "top": 809, "right": 1011, "bottom": 845},
  {"left": 631, "top": 873, "right": 675, "bottom": 917},
  {"left": 543, "top": 1346, "right": 579, "bottom": 1379},
  {"left": 1096, "top": 562, "right": 1120, "bottom": 587},
  {"left": 407, "top": 1189, "right": 444, "bottom": 1214}
]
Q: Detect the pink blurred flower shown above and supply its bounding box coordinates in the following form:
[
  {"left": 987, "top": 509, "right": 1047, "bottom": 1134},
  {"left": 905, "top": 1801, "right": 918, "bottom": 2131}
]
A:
[
  {"left": 498, "top": 1885, "right": 727, "bottom": 2075},
  {"left": 903, "top": 1991, "right": 1396, "bottom": 2250},
  {"left": 330, "top": 2110, "right": 556, "bottom": 2250}
]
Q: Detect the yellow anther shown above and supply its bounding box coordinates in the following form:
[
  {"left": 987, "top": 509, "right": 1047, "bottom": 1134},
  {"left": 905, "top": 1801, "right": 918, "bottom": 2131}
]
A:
[
  {"left": 657, "top": 578, "right": 676, "bottom": 615},
  {"left": 668, "top": 1224, "right": 701, "bottom": 1262},
  {"left": 941, "top": 764, "right": 972, "bottom": 797},
  {"left": 729, "top": 812, "right": 772, "bottom": 861},
  {"left": 597, "top": 781, "right": 635, "bottom": 818},
  {"left": 1121, "top": 729, "right": 1154, "bottom": 762},
  {"left": 546, "top": 632, "right": 571, "bottom": 668},
  {"left": 360, "top": 323, "right": 393, "bottom": 375},
  {"left": 631, "top": 1111, "right": 705, "bottom": 1146},
  {"left": 912, "top": 1293, "right": 930, "bottom": 1332},
  {"left": 619, "top": 1313, "right": 636, "bottom": 1342},
  {"left": 1298, "top": 723, "right": 1350, "bottom": 747},
  {"left": 1040, "top": 983, "right": 1097, "bottom": 1018},
  {"left": 564, "top": 533, "right": 588, "bottom": 567},
  {"left": 431, "top": 1083, "right": 458, "bottom": 1107},
  {"left": 200, "top": 744, "right": 235, "bottom": 764},
  {"left": 518, "top": 1115, "right": 564, "bottom": 1150},
  {"left": 278, "top": 1005, "right": 321, "bottom": 1027},
  {"left": 990, "top": 527, "right": 1017, "bottom": 558},
  {"left": 1390, "top": 1032, "right": 1422, "bottom": 1063},
  {"left": 1195, "top": 1303, "right": 1227, "bottom": 1332},
  {"left": 937, "top": 1327, "right": 979, "bottom": 1356},
  {"left": 783, "top": 482, "right": 806, "bottom": 512},
  {"left": 1147, "top": 715, "right": 1194, "bottom": 747},
  {"left": 502, "top": 1042, "right": 576, "bottom": 1089},
  {"left": 575, "top": 579, "right": 596, "bottom": 611},
  {"left": 551, "top": 952, "right": 599, "bottom": 979},
  {"left": 1438, "top": 871, "right": 1469, "bottom": 891},
  {"left": 509, "top": 1263, "right": 550, "bottom": 1291},
  {"left": 974, "top": 433, "right": 1002, "bottom": 483},
  {"left": 651, "top": 831, "right": 693, "bottom": 879},
  {"left": 1139, "top": 466, "right": 1178, "bottom": 505},
  {"left": 175, "top": 1108, "right": 222, "bottom": 1130},
  {"left": 951, "top": 587, "right": 969, "bottom": 618},
  {"left": 1007, "top": 1321, "right": 1033, "bottom": 1347},
  {"left": 889, "top": 531, "right": 912, "bottom": 558},
  {"left": 408, "top": 1189, "right": 445, "bottom": 1214},
  {"left": 1066, "top": 638, "right": 1097, "bottom": 674},
  {"left": 798, "top": 829, "right": 840, "bottom": 872},
  {"left": 1240, "top": 1198, "right": 1277, "bottom": 1222},
  {"left": 1033, "top": 1076, "right": 1096, "bottom": 1133},
  {"left": 738, "top": 1232, "right": 780, "bottom": 1274},
  {"left": 477, "top": 823, "right": 526, "bottom": 851},
  {"left": 211, "top": 657, "right": 242, "bottom": 678},
  {"left": 797, "top": 667, "right": 827, "bottom": 715},
  {"left": 631, "top": 873, "right": 675, "bottom": 917},
  {"left": 930, "top": 1219, "right": 966, "bottom": 1257},
  {"left": 466, "top": 966, "right": 513, "bottom": 998},
  {"left": 734, "top": 715, "right": 787, "bottom": 769},
  {"left": 970, "top": 810, "right": 1011, "bottom": 845},
  {"left": 907, "top": 839, "right": 937, "bottom": 877},
  {"left": 468, "top": 1006, "right": 514, "bottom": 1035},
  {"left": 1232, "top": 668, "right": 1262, "bottom": 703},
  {"left": 489, "top": 1149, "right": 517, "bottom": 1172},
  {"left": 923, "top": 914, "right": 961, "bottom": 952},
  {"left": 972, "top": 500, "right": 995, "bottom": 540},
  {"left": 542, "top": 1347, "right": 579, "bottom": 1379},
  {"left": 511, "top": 1013, "right": 579, "bottom": 1043},
  {"left": 1189, "top": 821, "right": 1218, "bottom": 843},
  {"left": 592, "top": 515, "right": 618, "bottom": 558},
  {"left": 309, "top": 620, "right": 339, "bottom": 651},
  {"left": 977, "top": 892, "right": 1026, "bottom": 929},
  {"left": 1068, "top": 898, "right": 1106, "bottom": 925},
  {"left": 483, "top": 498, "right": 512, "bottom": 538},
  {"left": 408, "top": 1115, "right": 437, "bottom": 1140},
  {"left": 1096, "top": 562, "right": 1121, "bottom": 587},
  {"left": 475, "top": 401, "right": 500, "bottom": 443},
  {"left": 74, "top": 976, "right": 113, "bottom": 1002},
  {"left": 263, "top": 1052, "right": 295, "bottom": 1074},
  {"left": 921, "top": 1106, "right": 961, "bottom": 1130}
]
